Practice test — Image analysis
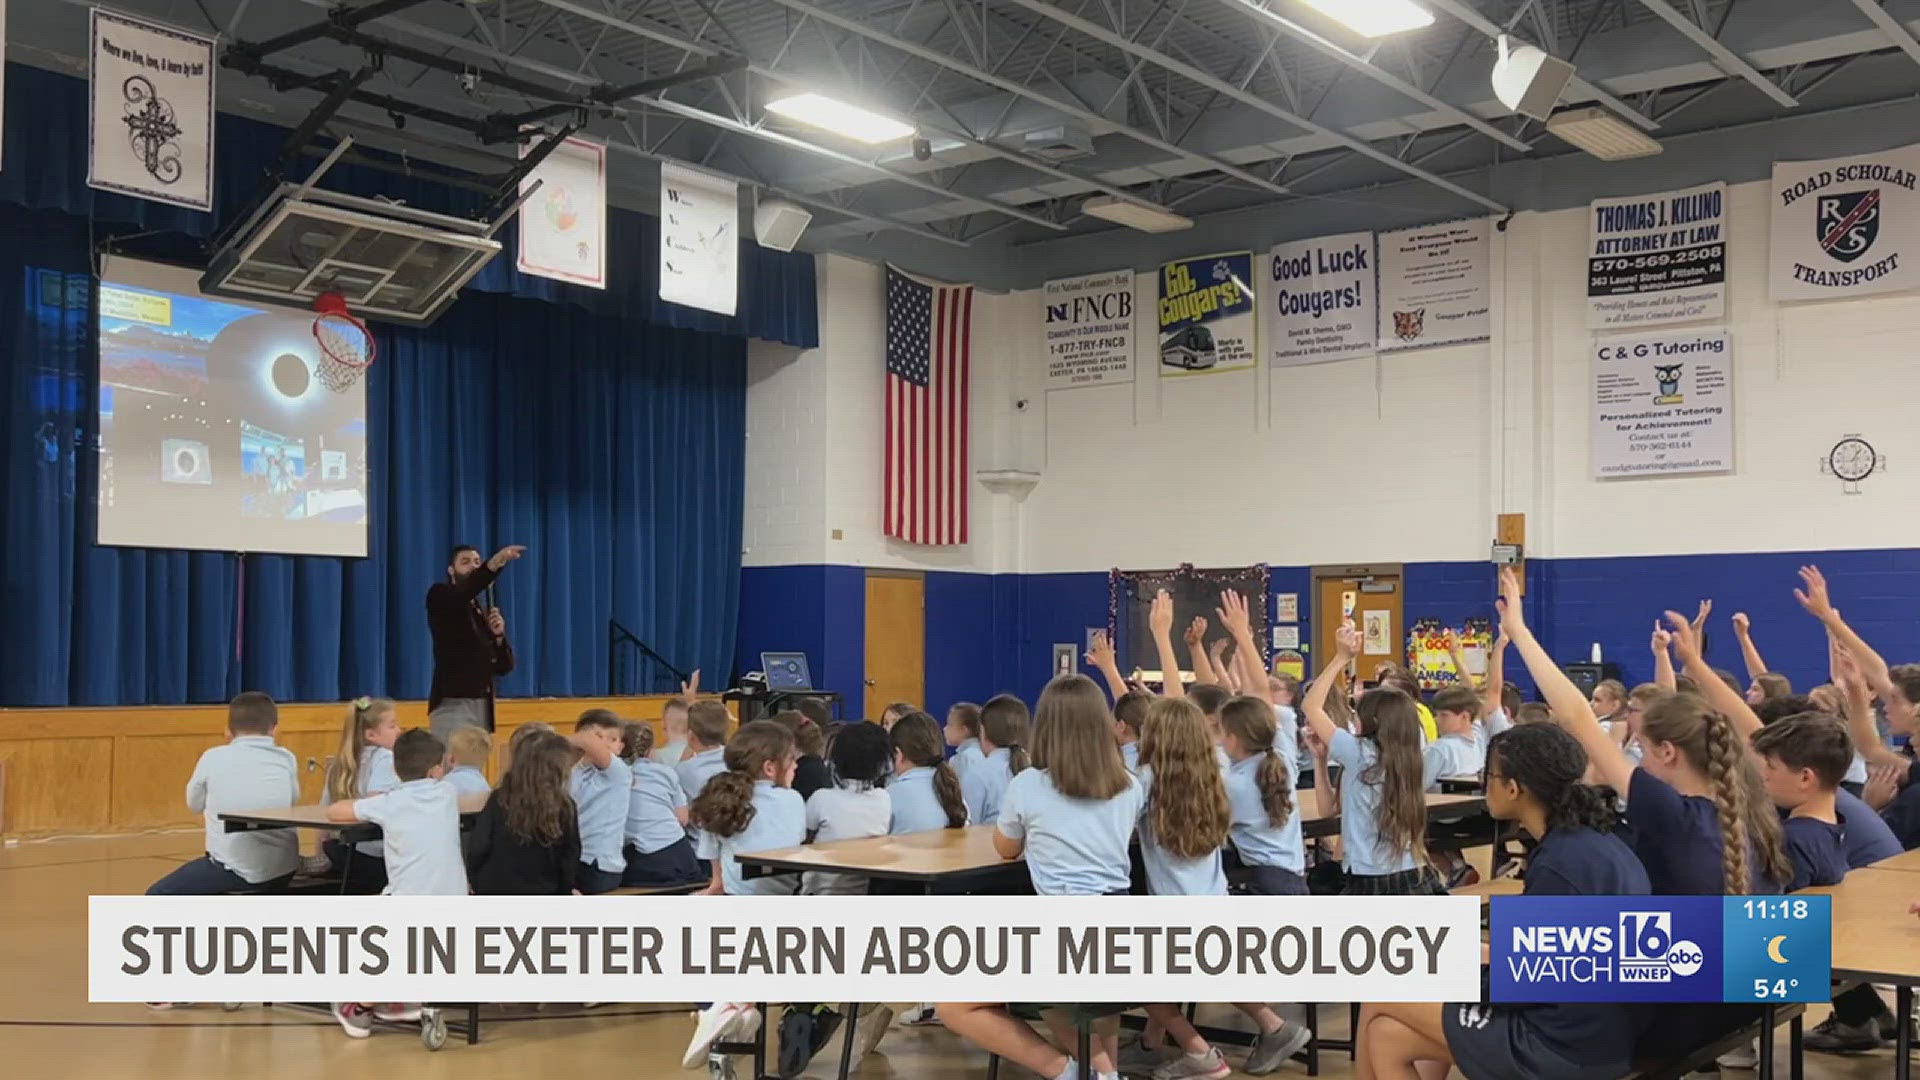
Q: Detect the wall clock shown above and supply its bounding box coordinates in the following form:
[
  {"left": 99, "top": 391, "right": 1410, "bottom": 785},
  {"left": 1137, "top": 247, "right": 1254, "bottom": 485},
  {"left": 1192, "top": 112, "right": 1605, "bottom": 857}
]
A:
[{"left": 1822, "top": 435, "right": 1884, "bottom": 494}]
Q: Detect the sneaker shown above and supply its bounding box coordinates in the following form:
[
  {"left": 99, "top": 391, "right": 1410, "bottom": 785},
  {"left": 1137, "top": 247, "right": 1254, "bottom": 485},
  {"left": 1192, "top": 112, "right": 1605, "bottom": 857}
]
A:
[
  {"left": 1151, "top": 1048, "right": 1231, "bottom": 1080},
  {"left": 1243, "top": 1020, "right": 1313, "bottom": 1075},
  {"left": 847, "top": 1003, "right": 894, "bottom": 1069},
  {"left": 1805, "top": 1014, "right": 1884, "bottom": 1053},
  {"left": 684, "top": 1002, "right": 751, "bottom": 1068},
  {"left": 300, "top": 852, "right": 333, "bottom": 876},
  {"left": 1715, "top": 1037, "right": 1758, "bottom": 1070},
  {"left": 726, "top": 1004, "right": 763, "bottom": 1044},
  {"left": 332, "top": 1002, "right": 373, "bottom": 1039},
  {"left": 899, "top": 1002, "right": 943, "bottom": 1026},
  {"left": 1446, "top": 863, "right": 1481, "bottom": 889},
  {"left": 373, "top": 1003, "right": 421, "bottom": 1023},
  {"left": 1118, "top": 1036, "right": 1174, "bottom": 1076},
  {"left": 776, "top": 1008, "right": 815, "bottom": 1079}
]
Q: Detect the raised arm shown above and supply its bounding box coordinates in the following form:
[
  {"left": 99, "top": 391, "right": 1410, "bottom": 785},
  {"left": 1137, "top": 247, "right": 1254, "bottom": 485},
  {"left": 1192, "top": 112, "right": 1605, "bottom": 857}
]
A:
[
  {"left": 1084, "top": 629, "right": 1128, "bottom": 702},
  {"left": 1651, "top": 622, "right": 1676, "bottom": 691},
  {"left": 1446, "top": 632, "right": 1481, "bottom": 690},
  {"left": 1497, "top": 567, "right": 1636, "bottom": 794},
  {"left": 1149, "top": 590, "right": 1184, "bottom": 699},
  {"left": 1302, "top": 620, "right": 1359, "bottom": 749},
  {"left": 1665, "top": 610, "right": 1764, "bottom": 746},
  {"left": 1481, "top": 631, "right": 1508, "bottom": 717},
  {"left": 1797, "top": 565, "right": 1895, "bottom": 698},
  {"left": 1216, "top": 590, "right": 1268, "bottom": 700},
  {"left": 1185, "top": 617, "right": 1217, "bottom": 685},
  {"left": 1731, "top": 613, "right": 1768, "bottom": 683},
  {"left": 1836, "top": 647, "right": 1907, "bottom": 771}
]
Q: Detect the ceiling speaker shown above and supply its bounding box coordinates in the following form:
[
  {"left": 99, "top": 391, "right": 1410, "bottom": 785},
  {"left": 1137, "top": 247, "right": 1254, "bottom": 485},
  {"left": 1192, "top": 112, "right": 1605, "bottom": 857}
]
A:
[
  {"left": 753, "top": 198, "right": 812, "bottom": 253},
  {"left": 1492, "top": 35, "right": 1575, "bottom": 122}
]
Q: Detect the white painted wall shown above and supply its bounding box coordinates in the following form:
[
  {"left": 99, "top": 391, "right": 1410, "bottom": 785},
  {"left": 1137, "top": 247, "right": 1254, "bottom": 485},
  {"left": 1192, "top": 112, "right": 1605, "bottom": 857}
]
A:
[{"left": 749, "top": 181, "right": 1920, "bottom": 575}]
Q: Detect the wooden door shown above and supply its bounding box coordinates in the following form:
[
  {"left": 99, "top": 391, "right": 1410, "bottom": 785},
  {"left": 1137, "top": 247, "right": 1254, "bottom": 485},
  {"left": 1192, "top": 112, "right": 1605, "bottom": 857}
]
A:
[
  {"left": 1314, "top": 569, "right": 1404, "bottom": 686},
  {"left": 864, "top": 571, "right": 925, "bottom": 720}
]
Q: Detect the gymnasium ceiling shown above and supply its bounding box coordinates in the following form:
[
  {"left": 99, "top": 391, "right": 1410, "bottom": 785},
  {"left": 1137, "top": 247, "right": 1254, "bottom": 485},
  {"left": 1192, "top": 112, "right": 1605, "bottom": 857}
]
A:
[{"left": 13, "top": 0, "right": 1920, "bottom": 285}]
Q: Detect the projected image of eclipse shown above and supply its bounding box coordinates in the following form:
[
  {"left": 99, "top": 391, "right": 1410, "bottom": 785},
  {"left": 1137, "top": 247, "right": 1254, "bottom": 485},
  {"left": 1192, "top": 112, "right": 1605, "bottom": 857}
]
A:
[{"left": 271, "top": 352, "right": 311, "bottom": 398}]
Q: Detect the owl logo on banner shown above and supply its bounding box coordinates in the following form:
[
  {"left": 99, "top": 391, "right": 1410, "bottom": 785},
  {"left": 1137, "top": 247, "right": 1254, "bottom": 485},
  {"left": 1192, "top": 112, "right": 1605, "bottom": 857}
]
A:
[
  {"left": 1817, "top": 190, "right": 1880, "bottom": 263},
  {"left": 1392, "top": 308, "right": 1426, "bottom": 342},
  {"left": 1654, "top": 363, "right": 1684, "bottom": 403}
]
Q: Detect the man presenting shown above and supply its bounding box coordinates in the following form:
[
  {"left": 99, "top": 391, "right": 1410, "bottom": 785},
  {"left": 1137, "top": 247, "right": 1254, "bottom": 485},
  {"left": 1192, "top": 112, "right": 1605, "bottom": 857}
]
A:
[{"left": 427, "top": 544, "right": 524, "bottom": 737}]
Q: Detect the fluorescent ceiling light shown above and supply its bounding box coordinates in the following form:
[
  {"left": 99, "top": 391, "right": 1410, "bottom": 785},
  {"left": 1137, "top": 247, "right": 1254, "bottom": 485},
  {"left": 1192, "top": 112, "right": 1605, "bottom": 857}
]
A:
[
  {"left": 1296, "top": 0, "right": 1435, "bottom": 37},
  {"left": 764, "top": 93, "right": 914, "bottom": 144},
  {"left": 1082, "top": 196, "right": 1194, "bottom": 233},
  {"left": 1546, "top": 106, "right": 1663, "bottom": 161}
]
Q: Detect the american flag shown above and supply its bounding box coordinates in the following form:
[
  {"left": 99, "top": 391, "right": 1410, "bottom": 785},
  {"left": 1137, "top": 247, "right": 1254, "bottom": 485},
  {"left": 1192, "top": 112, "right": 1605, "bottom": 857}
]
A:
[{"left": 885, "top": 267, "right": 972, "bottom": 545}]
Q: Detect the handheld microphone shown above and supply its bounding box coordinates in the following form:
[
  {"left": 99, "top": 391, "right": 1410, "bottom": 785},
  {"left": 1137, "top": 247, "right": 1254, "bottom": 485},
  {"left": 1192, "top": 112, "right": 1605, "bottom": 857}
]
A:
[{"left": 485, "top": 583, "right": 496, "bottom": 612}]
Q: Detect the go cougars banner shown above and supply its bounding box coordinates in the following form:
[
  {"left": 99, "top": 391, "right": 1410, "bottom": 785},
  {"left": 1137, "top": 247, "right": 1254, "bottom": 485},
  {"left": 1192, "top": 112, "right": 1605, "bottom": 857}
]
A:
[{"left": 1771, "top": 143, "right": 1920, "bottom": 301}]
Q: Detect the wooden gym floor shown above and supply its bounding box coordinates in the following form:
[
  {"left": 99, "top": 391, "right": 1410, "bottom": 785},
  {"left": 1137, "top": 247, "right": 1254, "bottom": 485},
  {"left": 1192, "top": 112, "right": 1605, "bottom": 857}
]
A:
[{"left": 0, "top": 831, "right": 1893, "bottom": 1079}]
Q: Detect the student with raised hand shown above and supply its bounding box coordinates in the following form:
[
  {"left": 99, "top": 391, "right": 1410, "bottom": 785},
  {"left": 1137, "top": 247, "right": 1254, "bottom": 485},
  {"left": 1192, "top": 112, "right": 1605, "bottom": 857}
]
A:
[
  {"left": 1651, "top": 620, "right": 1677, "bottom": 692},
  {"left": 1217, "top": 590, "right": 1302, "bottom": 775},
  {"left": 1495, "top": 568, "right": 1787, "bottom": 895},
  {"left": 1184, "top": 615, "right": 1216, "bottom": 687},
  {"left": 1147, "top": 590, "right": 1186, "bottom": 699},
  {"left": 1730, "top": 612, "right": 1792, "bottom": 704},
  {"left": 1796, "top": 564, "right": 1906, "bottom": 715},
  {"left": 961, "top": 694, "right": 1030, "bottom": 824},
  {"left": 1302, "top": 619, "right": 1441, "bottom": 895}
]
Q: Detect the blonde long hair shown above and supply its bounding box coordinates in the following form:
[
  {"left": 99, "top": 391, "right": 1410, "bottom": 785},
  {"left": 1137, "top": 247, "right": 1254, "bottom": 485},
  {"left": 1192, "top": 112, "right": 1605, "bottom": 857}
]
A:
[{"left": 326, "top": 697, "right": 395, "bottom": 801}]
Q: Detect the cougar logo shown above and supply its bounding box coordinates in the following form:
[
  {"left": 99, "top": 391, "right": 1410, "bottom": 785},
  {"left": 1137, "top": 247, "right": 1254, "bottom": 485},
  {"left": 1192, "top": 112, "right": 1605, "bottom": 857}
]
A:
[
  {"left": 1392, "top": 308, "right": 1425, "bottom": 341},
  {"left": 1655, "top": 363, "right": 1683, "bottom": 401}
]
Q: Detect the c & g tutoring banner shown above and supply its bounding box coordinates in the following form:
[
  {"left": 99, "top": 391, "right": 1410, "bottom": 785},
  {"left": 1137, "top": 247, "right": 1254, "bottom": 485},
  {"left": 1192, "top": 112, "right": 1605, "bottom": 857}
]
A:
[
  {"left": 1157, "top": 252, "right": 1255, "bottom": 378},
  {"left": 1262, "top": 232, "right": 1376, "bottom": 367},
  {"left": 1590, "top": 328, "right": 1733, "bottom": 479},
  {"left": 1587, "top": 182, "right": 1726, "bottom": 328}
]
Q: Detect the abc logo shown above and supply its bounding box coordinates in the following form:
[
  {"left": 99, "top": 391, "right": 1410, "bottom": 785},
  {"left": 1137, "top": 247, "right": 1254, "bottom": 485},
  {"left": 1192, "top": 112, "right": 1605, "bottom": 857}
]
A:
[{"left": 1666, "top": 940, "right": 1704, "bottom": 977}]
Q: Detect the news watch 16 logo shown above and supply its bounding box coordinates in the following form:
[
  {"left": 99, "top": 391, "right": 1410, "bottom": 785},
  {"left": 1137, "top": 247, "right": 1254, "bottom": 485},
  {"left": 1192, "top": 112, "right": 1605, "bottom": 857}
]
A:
[
  {"left": 1618, "top": 912, "right": 1702, "bottom": 981},
  {"left": 1492, "top": 897, "right": 1723, "bottom": 1003}
]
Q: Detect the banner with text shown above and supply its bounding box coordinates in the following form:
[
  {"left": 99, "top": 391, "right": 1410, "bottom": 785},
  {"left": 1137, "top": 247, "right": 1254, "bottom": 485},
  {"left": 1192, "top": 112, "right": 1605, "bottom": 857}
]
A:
[
  {"left": 1377, "top": 219, "right": 1490, "bottom": 352},
  {"left": 1588, "top": 182, "right": 1726, "bottom": 328},
  {"left": 1157, "top": 252, "right": 1255, "bottom": 378},
  {"left": 659, "top": 161, "right": 738, "bottom": 316},
  {"left": 88, "top": 9, "right": 215, "bottom": 210},
  {"left": 91, "top": 895, "right": 1478, "bottom": 1003},
  {"left": 518, "top": 136, "right": 607, "bottom": 289},
  {"left": 1591, "top": 328, "right": 1733, "bottom": 479},
  {"left": 1262, "top": 232, "right": 1376, "bottom": 367},
  {"left": 1771, "top": 143, "right": 1920, "bottom": 301},
  {"left": 1043, "top": 270, "right": 1135, "bottom": 389}
]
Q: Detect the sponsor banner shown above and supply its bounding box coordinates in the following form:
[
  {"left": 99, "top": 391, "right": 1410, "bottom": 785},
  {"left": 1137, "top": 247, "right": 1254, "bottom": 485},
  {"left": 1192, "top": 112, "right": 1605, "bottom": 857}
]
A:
[
  {"left": 1377, "top": 219, "right": 1491, "bottom": 351},
  {"left": 89, "top": 9, "right": 215, "bottom": 210},
  {"left": 659, "top": 161, "right": 738, "bottom": 316},
  {"left": 1042, "top": 270, "right": 1135, "bottom": 389},
  {"left": 1591, "top": 328, "right": 1733, "bottom": 479},
  {"left": 518, "top": 136, "right": 607, "bottom": 289},
  {"left": 1587, "top": 182, "right": 1727, "bottom": 328},
  {"left": 1157, "top": 252, "right": 1256, "bottom": 377},
  {"left": 91, "top": 895, "right": 1479, "bottom": 1003},
  {"left": 1262, "top": 232, "right": 1376, "bottom": 366},
  {"left": 1771, "top": 143, "right": 1920, "bottom": 300},
  {"left": 1492, "top": 895, "right": 1829, "bottom": 1004}
]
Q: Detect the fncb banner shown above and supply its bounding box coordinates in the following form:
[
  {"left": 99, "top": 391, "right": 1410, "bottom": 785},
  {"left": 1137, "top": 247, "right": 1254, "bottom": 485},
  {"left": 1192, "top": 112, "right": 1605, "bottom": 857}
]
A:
[
  {"left": 1157, "top": 252, "right": 1255, "bottom": 377},
  {"left": 1262, "top": 232, "right": 1375, "bottom": 367},
  {"left": 1591, "top": 328, "right": 1733, "bottom": 479},
  {"left": 1042, "top": 270, "right": 1135, "bottom": 390},
  {"left": 1772, "top": 143, "right": 1920, "bottom": 300},
  {"left": 1588, "top": 182, "right": 1726, "bottom": 328}
]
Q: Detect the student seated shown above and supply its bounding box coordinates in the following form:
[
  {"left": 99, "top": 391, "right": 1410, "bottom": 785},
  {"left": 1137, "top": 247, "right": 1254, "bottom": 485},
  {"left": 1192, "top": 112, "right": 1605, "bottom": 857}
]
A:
[
  {"left": 654, "top": 695, "right": 693, "bottom": 767},
  {"left": 326, "top": 729, "right": 465, "bottom": 1037},
  {"left": 1751, "top": 713, "right": 1851, "bottom": 891},
  {"left": 676, "top": 701, "right": 734, "bottom": 806},
  {"left": 466, "top": 729, "right": 581, "bottom": 895},
  {"left": 619, "top": 722, "right": 704, "bottom": 888},
  {"left": 443, "top": 726, "right": 493, "bottom": 797},
  {"left": 774, "top": 709, "right": 833, "bottom": 801},
  {"left": 1424, "top": 686, "right": 1488, "bottom": 887},
  {"left": 961, "top": 694, "right": 1031, "bottom": 824},
  {"left": 147, "top": 692, "right": 301, "bottom": 896},
  {"left": 569, "top": 709, "right": 631, "bottom": 895},
  {"left": 945, "top": 700, "right": 986, "bottom": 781},
  {"left": 878, "top": 700, "right": 916, "bottom": 730},
  {"left": 803, "top": 722, "right": 892, "bottom": 895},
  {"left": 1111, "top": 689, "right": 1150, "bottom": 774},
  {"left": 320, "top": 697, "right": 402, "bottom": 892}
]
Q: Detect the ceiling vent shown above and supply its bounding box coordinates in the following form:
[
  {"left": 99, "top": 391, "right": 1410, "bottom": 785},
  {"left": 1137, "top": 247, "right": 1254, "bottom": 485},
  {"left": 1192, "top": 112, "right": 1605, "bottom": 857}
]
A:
[{"left": 1023, "top": 124, "right": 1094, "bottom": 162}]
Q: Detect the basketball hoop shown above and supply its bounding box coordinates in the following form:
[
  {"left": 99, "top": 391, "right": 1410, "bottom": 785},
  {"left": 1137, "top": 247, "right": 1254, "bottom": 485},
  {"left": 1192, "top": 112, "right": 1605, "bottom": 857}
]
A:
[{"left": 312, "top": 292, "right": 376, "bottom": 392}]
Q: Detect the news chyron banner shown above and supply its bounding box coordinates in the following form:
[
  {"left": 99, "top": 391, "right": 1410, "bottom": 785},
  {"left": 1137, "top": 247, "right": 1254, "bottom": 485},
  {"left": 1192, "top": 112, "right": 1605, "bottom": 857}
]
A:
[
  {"left": 1042, "top": 270, "right": 1135, "bottom": 390},
  {"left": 1772, "top": 143, "right": 1920, "bottom": 301},
  {"left": 1587, "top": 182, "right": 1726, "bottom": 329},
  {"left": 92, "top": 895, "right": 1478, "bottom": 1003},
  {"left": 1262, "top": 232, "right": 1376, "bottom": 368},
  {"left": 1492, "top": 896, "right": 1830, "bottom": 1004}
]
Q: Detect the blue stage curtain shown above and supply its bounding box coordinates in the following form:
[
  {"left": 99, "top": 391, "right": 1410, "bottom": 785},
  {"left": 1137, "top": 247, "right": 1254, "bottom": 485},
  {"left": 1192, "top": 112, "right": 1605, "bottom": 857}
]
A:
[
  {"left": 0, "top": 61, "right": 818, "bottom": 349},
  {"left": 0, "top": 204, "right": 744, "bottom": 706}
]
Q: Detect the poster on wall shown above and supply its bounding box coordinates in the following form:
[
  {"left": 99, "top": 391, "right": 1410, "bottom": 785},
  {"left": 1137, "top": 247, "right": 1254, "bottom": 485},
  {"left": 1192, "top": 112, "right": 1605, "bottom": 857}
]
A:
[
  {"left": 1587, "top": 181, "right": 1726, "bottom": 328},
  {"left": 1042, "top": 269, "right": 1134, "bottom": 389},
  {"left": 1771, "top": 143, "right": 1920, "bottom": 301},
  {"left": 88, "top": 8, "right": 215, "bottom": 211},
  {"left": 1262, "top": 232, "right": 1376, "bottom": 366},
  {"left": 1157, "top": 252, "right": 1255, "bottom": 377},
  {"left": 518, "top": 135, "right": 607, "bottom": 289},
  {"left": 658, "top": 161, "right": 738, "bottom": 316},
  {"left": 1591, "top": 328, "right": 1733, "bottom": 479},
  {"left": 1377, "top": 219, "right": 1490, "bottom": 352}
]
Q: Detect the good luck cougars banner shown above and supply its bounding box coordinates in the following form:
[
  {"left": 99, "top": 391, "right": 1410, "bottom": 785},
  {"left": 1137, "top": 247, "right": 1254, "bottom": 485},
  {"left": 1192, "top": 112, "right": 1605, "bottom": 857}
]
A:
[
  {"left": 89, "top": 8, "right": 215, "bottom": 211},
  {"left": 1771, "top": 143, "right": 1920, "bottom": 301}
]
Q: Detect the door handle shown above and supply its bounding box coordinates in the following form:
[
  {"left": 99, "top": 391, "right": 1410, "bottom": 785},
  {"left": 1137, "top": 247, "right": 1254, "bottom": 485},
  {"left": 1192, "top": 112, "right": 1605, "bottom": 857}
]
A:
[{"left": 864, "top": 679, "right": 876, "bottom": 687}]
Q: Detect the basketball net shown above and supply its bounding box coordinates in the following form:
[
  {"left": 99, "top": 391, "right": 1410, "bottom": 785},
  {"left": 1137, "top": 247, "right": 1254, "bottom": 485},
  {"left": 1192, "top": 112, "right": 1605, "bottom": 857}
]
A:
[{"left": 312, "top": 292, "right": 376, "bottom": 392}]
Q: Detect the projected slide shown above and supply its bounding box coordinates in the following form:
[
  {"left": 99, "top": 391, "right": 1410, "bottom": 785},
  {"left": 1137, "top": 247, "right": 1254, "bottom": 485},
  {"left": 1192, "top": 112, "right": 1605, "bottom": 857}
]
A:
[{"left": 97, "top": 257, "right": 369, "bottom": 557}]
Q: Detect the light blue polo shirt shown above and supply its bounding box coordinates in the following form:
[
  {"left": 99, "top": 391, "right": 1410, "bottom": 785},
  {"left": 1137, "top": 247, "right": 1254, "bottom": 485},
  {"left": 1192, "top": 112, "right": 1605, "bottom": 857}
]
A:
[
  {"left": 189, "top": 735, "right": 301, "bottom": 885},
  {"left": 961, "top": 747, "right": 1017, "bottom": 824},
  {"left": 1223, "top": 751, "right": 1306, "bottom": 874},
  {"left": 890, "top": 766, "right": 962, "bottom": 833},
  {"left": 354, "top": 778, "right": 466, "bottom": 896},
  {"left": 571, "top": 757, "right": 633, "bottom": 873},
  {"left": 1120, "top": 741, "right": 1141, "bottom": 774},
  {"left": 695, "top": 780, "right": 806, "bottom": 895},
  {"left": 1134, "top": 765, "right": 1226, "bottom": 895},
  {"left": 443, "top": 765, "right": 491, "bottom": 798},
  {"left": 1422, "top": 726, "right": 1486, "bottom": 791},
  {"left": 353, "top": 745, "right": 400, "bottom": 858},
  {"left": 996, "top": 767, "right": 1142, "bottom": 896},
  {"left": 951, "top": 738, "right": 986, "bottom": 784},
  {"left": 676, "top": 747, "right": 728, "bottom": 804},
  {"left": 1274, "top": 705, "right": 1306, "bottom": 775},
  {"left": 626, "top": 758, "right": 689, "bottom": 855},
  {"left": 1327, "top": 727, "right": 1418, "bottom": 876}
]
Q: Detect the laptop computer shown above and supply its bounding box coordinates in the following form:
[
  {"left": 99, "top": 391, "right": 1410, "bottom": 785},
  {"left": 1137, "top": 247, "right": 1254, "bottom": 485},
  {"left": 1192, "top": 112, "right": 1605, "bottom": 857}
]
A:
[{"left": 760, "top": 652, "right": 815, "bottom": 693}]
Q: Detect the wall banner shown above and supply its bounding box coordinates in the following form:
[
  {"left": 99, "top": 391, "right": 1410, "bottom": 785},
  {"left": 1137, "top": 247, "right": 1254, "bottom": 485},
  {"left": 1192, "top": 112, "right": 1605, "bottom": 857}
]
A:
[
  {"left": 1042, "top": 270, "right": 1135, "bottom": 389},
  {"left": 1771, "top": 143, "right": 1920, "bottom": 301},
  {"left": 1587, "top": 181, "right": 1726, "bottom": 328},
  {"left": 1591, "top": 328, "right": 1733, "bottom": 479},
  {"left": 88, "top": 9, "right": 215, "bottom": 210},
  {"left": 1377, "top": 219, "right": 1490, "bottom": 352},
  {"left": 1156, "top": 252, "right": 1255, "bottom": 378},
  {"left": 1262, "top": 232, "right": 1376, "bottom": 367}
]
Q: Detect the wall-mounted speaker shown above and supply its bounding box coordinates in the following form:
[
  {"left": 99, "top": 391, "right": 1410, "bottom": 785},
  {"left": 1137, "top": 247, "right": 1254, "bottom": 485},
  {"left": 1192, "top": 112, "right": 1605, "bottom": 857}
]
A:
[
  {"left": 753, "top": 198, "right": 813, "bottom": 253},
  {"left": 1492, "top": 35, "right": 1575, "bottom": 122}
]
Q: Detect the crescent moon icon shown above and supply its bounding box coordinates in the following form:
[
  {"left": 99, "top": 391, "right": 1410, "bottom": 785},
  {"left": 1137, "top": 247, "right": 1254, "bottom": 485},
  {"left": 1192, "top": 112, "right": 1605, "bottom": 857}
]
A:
[{"left": 1766, "top": 935, "right": 1790, "bottom": 964}]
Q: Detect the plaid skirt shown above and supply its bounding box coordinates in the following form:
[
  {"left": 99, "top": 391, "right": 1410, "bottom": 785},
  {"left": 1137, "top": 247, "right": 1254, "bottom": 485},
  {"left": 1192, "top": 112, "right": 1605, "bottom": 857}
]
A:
[{"left": 1341, "top": 866, "right": 1446, "bottom": 896}]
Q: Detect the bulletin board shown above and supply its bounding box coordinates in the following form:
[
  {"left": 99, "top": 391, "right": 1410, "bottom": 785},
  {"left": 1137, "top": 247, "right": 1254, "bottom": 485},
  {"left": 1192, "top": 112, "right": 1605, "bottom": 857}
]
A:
[{"left": 1110, "top": 564, "right": 1270, "bottom": 680}]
